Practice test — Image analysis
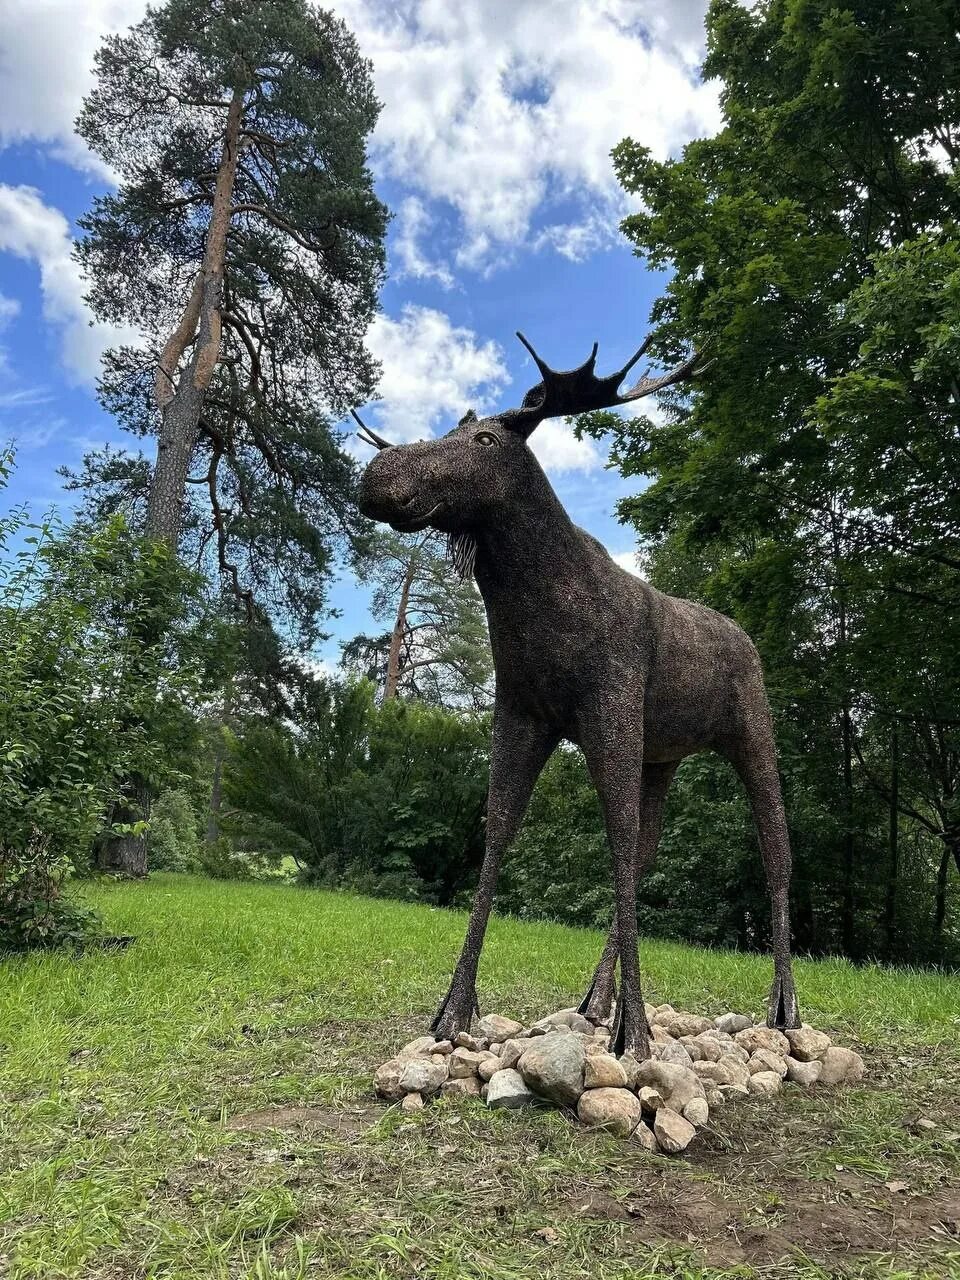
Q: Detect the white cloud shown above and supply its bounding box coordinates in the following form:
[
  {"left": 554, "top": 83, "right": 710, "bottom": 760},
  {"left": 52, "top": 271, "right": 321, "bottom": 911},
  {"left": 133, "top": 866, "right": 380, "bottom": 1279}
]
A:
[
  {"left": 611, "top": 548, "right": 645, "bottom": 577},
  {"left": 363, "top": 304, "right": 510, "bottom": 443},
  {"left": 392, "top": 197, "right": 455, "bottom": 288},
  {"left": 529, "top": 418, "right": 602, "bottom": 474},
  {"left": 336, "top": 0, "right": 720, "bottom": 268},
  {"left": 0, "top": 0, "right": 148, "bottom": 172},
  {"left": 0, "top": 184, "right": 133, "bottom": 385},
  {"left": 1, "top": 1, "right": 718, "bottom": 272}
]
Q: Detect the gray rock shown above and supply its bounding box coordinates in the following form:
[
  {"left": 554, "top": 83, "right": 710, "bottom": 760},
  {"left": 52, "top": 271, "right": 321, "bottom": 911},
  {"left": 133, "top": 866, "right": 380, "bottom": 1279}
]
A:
[
  {"left": 784, "top": 1055, "right": 822, "bottom": 1086},
  {"left": 441, "top": 1076, "right": 482, "bottom": 1099},
  {"left": 818, "top": 1046, "right": 866, "bottom": 1085},
  {"left": 660, "top": 1040, "right": 694, "bottom": 1068},
  {"left": 784, "top": 1025, "right": 832, "bottom": 1062},
  {"left": 693, "top": 1057, "right": 750, "bottom": 1089},
  {"left": 374, "top": 1057, "right": 405, "bottom": 1101},
  {"left": 478, "top": 1014, "right": 525, "bottom": 1043},
  {"left": 518, "top": 1031, "right": 586, "bottom": 1107},
  {"left": 735, "top": 1026, "right": 791, "bottom": 1057},
  {"left": 398, "top": 1057, "right": 448, "bottom": 1097},
  {"left": 486, "top": 1068, "right": 535, "bottom": 1109},
  {"left": 682, "top": 1096, "right": 710, "bottom": 1127},
  {"left": 534, "top": 1008, "right": 594, "bottom": 1035},
  {"left": 748, "top": 1049, "right": 788, "bottom": 1079},
  {"left": 448, "top": 1048, "right": 487, "bottom": 1079},
  {"left": 690, "top": 1034, "right": 723, "bottom": 1063},
  {"left": 455, "top": 1031, "right": 481, "bottom": 1052},
  {"left": 400, "top": 1091, "right": 424, "bottom": 1112},
  {"left": 578, "top": 1087, "right": 642, "bottom": 1137},
  {"left": 653, "top": 1106, "right": 697, "bottom": 1154},
  {"left": 632, "top": 1120, "right": 660, "bottom": 1151},
  {"left": 747, "top": 1070, "right": 782, "bottom": 1096},
  {"left": 498, "top": 1038, "right": 526, "bottom": 1071},
  {"left": 718, "top": 1083, "right": 750, "bottom": 1100},
  {"left": 715, "top": 1012, "right": 753, "bottom": 1035},
  {"left": 432, "top": 1040, "right": 454, "bottom": 1056}
]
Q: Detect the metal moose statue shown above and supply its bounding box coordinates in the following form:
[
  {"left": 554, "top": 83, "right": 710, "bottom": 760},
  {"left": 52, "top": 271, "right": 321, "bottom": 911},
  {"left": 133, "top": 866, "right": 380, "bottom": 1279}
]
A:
[{"left": 357, "top": 334, "right": 800, "bottom": 1059}]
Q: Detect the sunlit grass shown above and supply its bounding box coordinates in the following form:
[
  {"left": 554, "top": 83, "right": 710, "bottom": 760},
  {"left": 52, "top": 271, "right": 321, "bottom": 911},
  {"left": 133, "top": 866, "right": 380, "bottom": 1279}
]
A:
[{"left": 1, "top": 875, "right": 958, "bottom": 1279}]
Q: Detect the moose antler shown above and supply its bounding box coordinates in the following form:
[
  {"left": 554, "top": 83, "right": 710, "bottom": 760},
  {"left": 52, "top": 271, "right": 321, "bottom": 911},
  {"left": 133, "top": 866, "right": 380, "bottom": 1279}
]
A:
[
  {"left": 500, "top": 332, "right": 706, "bottom": 437},
  {"left": 351, "top": 408, "right": 392, "bottom": 451}
]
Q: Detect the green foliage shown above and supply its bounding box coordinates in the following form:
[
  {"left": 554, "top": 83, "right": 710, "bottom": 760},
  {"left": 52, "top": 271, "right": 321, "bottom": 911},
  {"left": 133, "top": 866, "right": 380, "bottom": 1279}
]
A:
[
  {"left": 71, "top": 0, "right": 388, "bottom": 638},
  {"left": 224, "top": 680, "right": 489, "bottom": 904},
  {"left": 147, "top": 789, "right": 201, "bottom": 872},
  {"left": 0, "top": 450, "right": 207, "bottom": 947},
  {"left": 574, "top": 0, "right": 960, "bottom": 961}
]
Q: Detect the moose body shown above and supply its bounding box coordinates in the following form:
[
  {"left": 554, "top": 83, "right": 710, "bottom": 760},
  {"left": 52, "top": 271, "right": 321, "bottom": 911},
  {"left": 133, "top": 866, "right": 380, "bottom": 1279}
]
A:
[{"left": 358, "top": 335, "right": 800, "bottom": 1059}]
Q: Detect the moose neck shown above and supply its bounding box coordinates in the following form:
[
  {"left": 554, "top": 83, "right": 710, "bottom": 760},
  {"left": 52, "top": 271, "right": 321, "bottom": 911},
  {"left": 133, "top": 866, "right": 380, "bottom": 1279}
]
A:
[{"left": 470, "top": 469, "right": 585, "bottom": 616}]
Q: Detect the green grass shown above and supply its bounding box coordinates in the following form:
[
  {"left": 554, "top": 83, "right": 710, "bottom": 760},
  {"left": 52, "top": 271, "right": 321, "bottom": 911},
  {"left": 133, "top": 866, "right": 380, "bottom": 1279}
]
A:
[{"left": 2, "top": 875, "right": 960, "bottom": 1279}]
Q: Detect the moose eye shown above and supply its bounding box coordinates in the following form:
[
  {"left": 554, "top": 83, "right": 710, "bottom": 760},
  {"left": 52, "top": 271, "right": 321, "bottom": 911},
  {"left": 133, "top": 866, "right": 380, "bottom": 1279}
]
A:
[{"left": 473, "top": 431, "right": 500, "bottom": 447}]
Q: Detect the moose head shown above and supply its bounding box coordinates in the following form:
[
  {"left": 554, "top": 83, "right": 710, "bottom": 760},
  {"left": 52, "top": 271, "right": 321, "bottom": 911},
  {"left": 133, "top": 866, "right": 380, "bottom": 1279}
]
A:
[{"left": 356, "top": 332, "right": 704, "bottom": 542}]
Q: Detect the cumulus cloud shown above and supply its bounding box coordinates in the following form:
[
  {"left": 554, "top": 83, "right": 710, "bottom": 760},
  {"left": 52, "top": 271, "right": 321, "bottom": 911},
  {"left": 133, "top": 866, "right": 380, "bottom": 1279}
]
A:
[
  {"left": 611, "top": 548, "right": 646, "bottom": 577},
  {"left": 391, "top": 197, "right": 455, "bottom": 288},
  {"left": 336, "top": 0, "right": 719, "bottom": 267},
  {"left": 362, "top": 304, "right": 510, "bottom": 442},
  {"left": 0, "top": 0, "right": 148, "bottom": 172},
  {"left": 0, "top": 184, "right": 133, "bottom": 385},
  {"left": 529, "top": 418, "right": 603, "bottom": 474},
  {"left": 1, "top": 0, "right": 718, "bottom": 271}
]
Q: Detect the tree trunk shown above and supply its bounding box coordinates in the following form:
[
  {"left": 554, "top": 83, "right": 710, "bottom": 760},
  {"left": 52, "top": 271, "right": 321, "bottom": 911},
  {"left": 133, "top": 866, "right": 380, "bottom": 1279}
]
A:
[
  {"left": 883, "top": 726, "right": 899, "bottom": 956},
  {"left": 95, "top": 87, "right": 245, "bottom": 876},
  {"left": 206, "top": 681, "right": 233, "bottom": 846},
  {"left": 935, "top": 845, "right": 951, "bottom": 940},
  {"left": 384, "top": 555, "right": 416, "bottom": 701}
]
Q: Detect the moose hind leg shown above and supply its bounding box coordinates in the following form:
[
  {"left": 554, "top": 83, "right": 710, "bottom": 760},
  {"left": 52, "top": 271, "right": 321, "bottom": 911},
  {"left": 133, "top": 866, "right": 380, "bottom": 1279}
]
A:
[
  {"left": 431, "top": 708, "right": 557, "bottom": 1042},
  {"left": 578, "top": 763, "right": 677, "bottom": 1025},
  {"left": 733, "top": 736, "right": 801, "bottom": 1030}
]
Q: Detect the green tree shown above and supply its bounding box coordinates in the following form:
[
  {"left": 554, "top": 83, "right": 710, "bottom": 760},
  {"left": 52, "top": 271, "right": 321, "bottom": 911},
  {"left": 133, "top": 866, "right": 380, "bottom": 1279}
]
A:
[
  {"left": 73, "top": 0, "right": 388, "bottom": 872},
  {"left": 580, "top": 0, "right": 960, "bottom": 958},
  {"left": 342, "top": 532, "right": 493, "bottom": 709}
]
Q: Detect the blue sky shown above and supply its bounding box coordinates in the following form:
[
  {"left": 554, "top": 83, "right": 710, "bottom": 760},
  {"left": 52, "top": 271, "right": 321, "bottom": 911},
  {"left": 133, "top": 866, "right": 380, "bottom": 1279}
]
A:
[{"left": 0, "top": 0, "right": 720, "bottom": 667}]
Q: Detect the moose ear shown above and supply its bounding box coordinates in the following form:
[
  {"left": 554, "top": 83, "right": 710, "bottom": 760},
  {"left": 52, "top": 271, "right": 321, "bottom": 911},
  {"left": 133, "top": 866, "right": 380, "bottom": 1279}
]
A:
[{"left": 458, "top": 409, "right": 478, "bottom": 427}]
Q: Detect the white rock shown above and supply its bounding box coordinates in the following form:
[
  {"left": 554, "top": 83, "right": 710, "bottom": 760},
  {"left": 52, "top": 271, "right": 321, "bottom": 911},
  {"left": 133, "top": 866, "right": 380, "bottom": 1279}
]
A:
[
  {"left": 578, "top": 1087, "right": 642, "bottom": 1137},
  {"left": 374, "top": 1057, "right": 405, "bottom": 1101},
  {"left": 818, "top": 1046, "right": 866, "bottom": 1085},
  {"left": 584, "top": 1053, "right": 629, "bottom": 1089},
  {"left": 400, "top": 1091, "right": 424, "bottom": 1112},
  {"left": 398, "top": 1035, "right": 438, "bottom": 1058},
  {"left": 748, "top": 1049, "right": 788, "bottom": 1079},
  {"left": 517, "top": 1032, "right": 587, "bottom": 1107},
  {"left": 398, "top": 1057, "right": 448, "bottom": 1097},
  {"left": 634, "top": 1060, "right": 705, "bottom": 1111},
  {"left": 784, "top": 1055, "right": 822, "bottom": 1086},
  {"left": 637, "top": 1086, "right": 664, "bottom": 1114},
  {"left": 478, "top": 1014, "right": 525, "bottom": 1043},
  {"left": 682, "top": 1096, "right": 710, "bottom": 1127},
  {"left": 747, "top": 1070, "right": 782, "bottom": 1096},
  {"left": 653, "top": 1106, "right": 697, "bottom": 1154},
  {"left": 486, "top": 1068, "right": 535, "bottom": 1109}
]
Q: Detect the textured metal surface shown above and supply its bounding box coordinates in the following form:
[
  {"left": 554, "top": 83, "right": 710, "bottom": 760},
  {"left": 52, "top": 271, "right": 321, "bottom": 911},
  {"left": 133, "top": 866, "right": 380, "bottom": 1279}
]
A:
[{"left": 357, "top": 338, "right": 799, "bottom": 1057}]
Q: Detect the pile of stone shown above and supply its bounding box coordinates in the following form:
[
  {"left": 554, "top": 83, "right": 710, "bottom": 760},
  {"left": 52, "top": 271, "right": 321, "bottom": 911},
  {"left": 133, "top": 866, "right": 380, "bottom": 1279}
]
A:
[{"left": 374, "top": 1004, "right": 866, "bottom": 1155}]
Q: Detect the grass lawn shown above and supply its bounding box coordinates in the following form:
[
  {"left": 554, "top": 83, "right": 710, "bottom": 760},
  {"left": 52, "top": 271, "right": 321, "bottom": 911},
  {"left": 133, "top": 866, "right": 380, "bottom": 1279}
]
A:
[{"left": 2, "top": 875, "right": 960, "bottom": 1279}]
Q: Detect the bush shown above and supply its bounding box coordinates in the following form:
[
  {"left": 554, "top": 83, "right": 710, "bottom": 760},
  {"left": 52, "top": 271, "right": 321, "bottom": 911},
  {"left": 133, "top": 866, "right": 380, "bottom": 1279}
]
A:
[
  {"left": 0, "top": 449, "right": 204, "bottom": 948},
  {"left": 148, "top": 789, "right": 201, "bottom": 871}
]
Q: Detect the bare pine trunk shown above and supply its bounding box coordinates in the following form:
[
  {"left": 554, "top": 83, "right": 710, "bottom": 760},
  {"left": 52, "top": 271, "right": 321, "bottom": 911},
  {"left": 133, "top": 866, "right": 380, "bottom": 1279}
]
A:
[
  {"left": 96, "top": 88, "right": 245, "bottom": 876},
  {"left": 384, "top": 556, "right": 416, "bottom": 701},
  {"left": 206, "top": 682, "right": 233, "bottom": 846}
]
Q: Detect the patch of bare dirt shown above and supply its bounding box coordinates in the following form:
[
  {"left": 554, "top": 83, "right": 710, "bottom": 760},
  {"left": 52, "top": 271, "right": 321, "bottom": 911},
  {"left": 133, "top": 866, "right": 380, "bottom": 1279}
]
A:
[{"left": 225, "top": 1102, "right": 381, "bottom": 1138}]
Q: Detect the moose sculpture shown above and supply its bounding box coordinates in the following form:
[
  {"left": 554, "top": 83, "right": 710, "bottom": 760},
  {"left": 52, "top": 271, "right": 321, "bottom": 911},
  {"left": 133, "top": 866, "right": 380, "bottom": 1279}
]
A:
[{"left": 357, "top": 334, "right": 800, "bottom": 1060}]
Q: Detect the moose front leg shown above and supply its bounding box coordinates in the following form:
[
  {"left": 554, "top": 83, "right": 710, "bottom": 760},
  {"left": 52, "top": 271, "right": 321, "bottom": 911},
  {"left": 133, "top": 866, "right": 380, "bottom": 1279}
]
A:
[
  {"left": 579, "top": 762, "right": 678, "bottom": 1024},
  {"left": 431, "top": 708, "right": 557, "bottom": 1042},
  {"left": 580, "top": 713, "right": 652, "bottom": 1059}
]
